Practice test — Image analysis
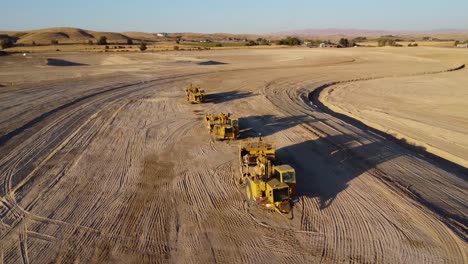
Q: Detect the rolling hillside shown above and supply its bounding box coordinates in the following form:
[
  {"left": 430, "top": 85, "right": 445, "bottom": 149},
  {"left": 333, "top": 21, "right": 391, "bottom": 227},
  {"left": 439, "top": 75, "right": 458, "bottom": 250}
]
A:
[
  {"left": 1, "top": 27, "right": 467, "bottom": 46},
  {"left": 2, "top": 27, "right": 130, "bottom": 44}
]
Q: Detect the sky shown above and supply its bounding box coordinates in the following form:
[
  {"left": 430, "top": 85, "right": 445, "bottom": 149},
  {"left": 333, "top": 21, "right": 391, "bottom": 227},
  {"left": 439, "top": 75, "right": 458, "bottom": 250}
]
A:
[{"left": 1, "top": 0, "right": 468, "bottom": 33}]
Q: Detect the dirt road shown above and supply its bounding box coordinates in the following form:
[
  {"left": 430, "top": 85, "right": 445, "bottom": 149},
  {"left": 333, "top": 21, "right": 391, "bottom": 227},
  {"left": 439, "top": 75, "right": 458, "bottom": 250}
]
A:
[{"left": 0, "top": 48, "right": 466, "bottom": 263}]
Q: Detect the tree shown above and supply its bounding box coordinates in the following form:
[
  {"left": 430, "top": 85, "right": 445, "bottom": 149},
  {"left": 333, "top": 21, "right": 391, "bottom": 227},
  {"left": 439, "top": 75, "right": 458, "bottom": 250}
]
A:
[
  {"left": 245, "top": 40, "right": 258, "bottom": 46},
  {"left": 454, "top": 40, "right": 460, "bottom": 46},
  {"left": 51, "top": 39, "right": 59, "bottom": 45},
  {"left": 32, "top": 41, "right": 37, "bottom": 46},
  {"left": 173, "top": 45, "right": 179, "bottom": 50},
  {"left": 378, "top": 38, "right": 396, "bottom": 47},
  {"left": 139, "top": 41, "right": 147, "bottom": 51},
  {"left": 339, "top": 38, "right": 349, "bottom": 47},
  {"left": 276, "top": 36, "right": 302, "bottom": 46},
  {"left": 87, "top": 40, "right": 93, "bottom": 45},
  {"left": 0, "top": 39, "right": 14, "bottom": 49},
  {"left": 97, "top": 36, "right": 107, "bottom": 45},
  {"left": 256, "top": 38, "right": 270, "bottom": 45},
  {"left": 127, "top": 38, "right": 133, "bottom": 45}
]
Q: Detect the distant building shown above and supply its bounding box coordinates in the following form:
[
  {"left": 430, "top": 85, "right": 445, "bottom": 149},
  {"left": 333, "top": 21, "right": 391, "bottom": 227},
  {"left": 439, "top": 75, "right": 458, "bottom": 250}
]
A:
[
  {"left": 319, "top": 43, "right": 340, "bottom": 48},
  {"left": 457, "top": 43, "right": 468, "bottom": 48},
  {"left": 157, "top": 33, "right": 168, "bottom": 37}
]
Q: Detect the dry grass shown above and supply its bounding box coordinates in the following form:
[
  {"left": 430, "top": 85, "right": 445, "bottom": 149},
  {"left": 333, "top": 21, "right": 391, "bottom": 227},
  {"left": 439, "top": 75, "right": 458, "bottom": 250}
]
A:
[{"left": 5, "top": 27, "right": 129, "bottom": 45}]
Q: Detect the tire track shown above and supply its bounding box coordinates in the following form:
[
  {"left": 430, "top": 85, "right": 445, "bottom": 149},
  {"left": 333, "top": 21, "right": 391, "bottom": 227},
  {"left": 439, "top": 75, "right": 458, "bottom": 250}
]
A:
[{"left": 256, "top": 63, "right": 467, "bottom": 262}]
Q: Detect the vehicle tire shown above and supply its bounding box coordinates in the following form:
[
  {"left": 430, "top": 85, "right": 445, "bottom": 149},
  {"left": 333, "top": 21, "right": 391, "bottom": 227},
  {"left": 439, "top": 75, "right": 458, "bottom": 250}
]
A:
[{"left": 245, "top": 179, "right": 255, "bottom": 205}]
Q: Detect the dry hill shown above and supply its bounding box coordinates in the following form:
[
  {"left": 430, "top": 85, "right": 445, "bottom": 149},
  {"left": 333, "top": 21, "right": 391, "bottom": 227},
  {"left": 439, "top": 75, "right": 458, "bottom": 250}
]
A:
[{"left": 5, "top": 27, "right": 129, "bottom": 45}]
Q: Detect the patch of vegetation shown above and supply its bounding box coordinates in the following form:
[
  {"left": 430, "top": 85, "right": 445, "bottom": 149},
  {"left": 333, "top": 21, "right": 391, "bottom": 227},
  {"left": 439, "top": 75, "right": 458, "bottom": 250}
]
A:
[
  {"left": 51, "top": 39, "right": 59, "bottom": 45},
  {"left": 98, "top": 36, "right": 108, "bottom": 45},
  {"left": 245, "top": 40, "right": 258, "bottom": 46},
  {"left": 140, "top": 41, "right": 147, "bottom": 51},
  {"left": 378, "top": 38, "right": 400, "bottom": 47},
  {"left": 127, "top": 39, "right": 133, "bottom": 45},
  {"left": 276, "top": 36, "right": 302, "bottom": 46},
  {"left": 245, "top": 38, "right": 271, "bottom": 46},
  {"left": 183, "top": 42, "right": 245, "bottom": 48},
  {"left": 256, "top": 38, "right": 271, "bottom": 45},
  {"left": 338, "top": 38, "right": 355, "bottom": 47},
  {"left": 0, "top": 39, "right": 15, "bottom": 49}
]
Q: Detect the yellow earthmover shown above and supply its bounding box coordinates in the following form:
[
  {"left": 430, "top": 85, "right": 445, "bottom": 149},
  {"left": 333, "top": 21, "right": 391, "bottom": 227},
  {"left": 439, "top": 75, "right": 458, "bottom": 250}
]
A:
[
  {"left": 185, "top": 84, "right": 205, "bottom": 104},
  {"left": 204, "top": 113, "right": 239, "bottom": 140},
  {"left": 239, "top": 138, "right": 296, "bottom": 216}
]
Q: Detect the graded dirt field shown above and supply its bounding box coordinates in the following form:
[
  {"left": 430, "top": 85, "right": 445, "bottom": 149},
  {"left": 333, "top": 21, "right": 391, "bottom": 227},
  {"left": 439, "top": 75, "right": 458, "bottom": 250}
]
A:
[
  {"left": 321, "top": 48, "right": 468, "bottom": 167},
  {"left": 0, "top": 47, "right": 467, "bottom": 263}
]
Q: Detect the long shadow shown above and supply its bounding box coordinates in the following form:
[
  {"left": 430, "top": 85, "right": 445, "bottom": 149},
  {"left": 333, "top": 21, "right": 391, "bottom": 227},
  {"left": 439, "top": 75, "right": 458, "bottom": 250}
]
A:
[
  {"left": 204, "top": 91, "right": 255, "bottom": 104},
  {"left": 276, "top": 134, "right": 401, "bottom": 209},
  {"left": 197, "top": 60, "right": 228, "bottom": 66},
  {"left": 309, "top": 84, "right": 468, "bottom": 176},
  {"left": 46, "top": 58, "right": 88, "bottom": 66},
  {"left": 276, "top": 135, "right": 468, "bottom": 235},
  {"left": 239, "top": 114, "right": 326, "bottom": 139}
]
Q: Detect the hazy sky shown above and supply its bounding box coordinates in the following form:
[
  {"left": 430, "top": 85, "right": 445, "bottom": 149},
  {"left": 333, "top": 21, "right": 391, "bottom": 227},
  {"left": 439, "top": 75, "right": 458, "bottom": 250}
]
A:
[{"left": 2, "top": 0, "right": 468, "bottom": 33}]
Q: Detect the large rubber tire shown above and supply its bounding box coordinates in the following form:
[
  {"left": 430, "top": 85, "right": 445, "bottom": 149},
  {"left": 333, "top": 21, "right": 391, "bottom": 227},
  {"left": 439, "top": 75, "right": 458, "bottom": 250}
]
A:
[{"left": 245, "top": 179, "right": 255, "bottom": 205}]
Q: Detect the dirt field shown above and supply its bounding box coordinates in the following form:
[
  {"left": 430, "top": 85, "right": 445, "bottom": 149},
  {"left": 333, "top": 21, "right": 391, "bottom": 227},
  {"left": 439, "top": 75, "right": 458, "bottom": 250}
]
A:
[
  {"left": 0, "top": 47, "right": 466, "bottom": 263},
  {"left": 321, "top": 48, "right": 468, "bottom": 167}
]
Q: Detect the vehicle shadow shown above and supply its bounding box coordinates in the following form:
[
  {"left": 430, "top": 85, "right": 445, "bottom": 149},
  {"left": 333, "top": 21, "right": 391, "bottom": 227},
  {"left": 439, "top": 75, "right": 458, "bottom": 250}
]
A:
[
  {"left": 204, "top": 91, "right": 255, "bottom": 104},
  {"left": 197, "top": 60, "right": 228, "bottom": 65},
  {"left": 239, "top": 114, "right": 326, "bottom": 138},
  {"left": 46, "top": 58, "right": 89, "bottom": 66},
  {"left": 276, "top": 134, "right": 401, "bottom": 209}
]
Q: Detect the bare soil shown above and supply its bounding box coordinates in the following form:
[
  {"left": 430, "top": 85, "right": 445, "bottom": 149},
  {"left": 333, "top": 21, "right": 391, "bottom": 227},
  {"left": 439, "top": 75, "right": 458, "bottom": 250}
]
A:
[
  {"left": 322, "top": 48, "right": 468, "bottom": 167},
  {"left": 0, "top": 48, "right": 466, "bottom": 263}
]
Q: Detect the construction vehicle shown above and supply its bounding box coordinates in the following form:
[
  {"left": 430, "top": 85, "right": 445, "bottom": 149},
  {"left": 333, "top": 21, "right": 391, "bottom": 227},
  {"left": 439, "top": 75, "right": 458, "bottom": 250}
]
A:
[
  {"left": 239, "top": 138, "right": 296, "bottom": 216},
  {"left": 204, "top": 113, "right": 239, "bottom": 140},
  {"left": 185, "top": 84, "right": 205, "bottom": 103}
]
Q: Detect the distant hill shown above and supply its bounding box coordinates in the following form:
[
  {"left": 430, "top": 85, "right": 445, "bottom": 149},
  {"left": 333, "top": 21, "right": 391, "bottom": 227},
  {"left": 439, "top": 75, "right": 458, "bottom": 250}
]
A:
[
  {"left": 1, "top": 27, "right": 467, "bottom": 46},
  {"left": 273, "top": 28, "right": 398, "bottom": 37},
  {"left": 0, "top": 27, "right": 263, "bottom": 45},
  {"left": 272, "top": 28, "right": 468, "bottom": 41},
  {"left": 0, "top": 27, "right": 130, "bottom": 45},
  {"left": 122, "top": 32, "right": 159, "bottom": 42}
]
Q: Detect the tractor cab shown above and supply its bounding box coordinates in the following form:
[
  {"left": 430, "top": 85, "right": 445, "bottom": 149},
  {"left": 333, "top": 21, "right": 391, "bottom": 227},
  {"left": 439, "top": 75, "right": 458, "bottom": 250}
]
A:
[
  {"left": 273, "top": 165, "right": 296, "bottom": 195},
  {"left": 231, "top": 118, "right": 239, "bottom": 129},
  {"left": 227, "top": 118, "right": 239, "bottom": 138}
]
